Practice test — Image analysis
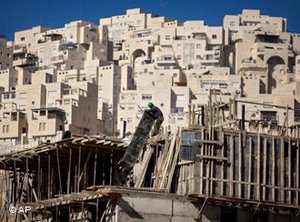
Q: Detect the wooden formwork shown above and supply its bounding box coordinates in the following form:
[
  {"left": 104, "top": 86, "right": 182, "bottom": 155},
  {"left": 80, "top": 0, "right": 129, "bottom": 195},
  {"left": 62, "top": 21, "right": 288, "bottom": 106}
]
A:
[{"left": 176, "top": 128, "right": 300, "bottom": 212}]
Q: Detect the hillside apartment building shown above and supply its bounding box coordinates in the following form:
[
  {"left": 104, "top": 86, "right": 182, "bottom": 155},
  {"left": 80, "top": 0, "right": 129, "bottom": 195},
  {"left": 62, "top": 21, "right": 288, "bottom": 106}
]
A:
[{"left": 0, "top": 8, "right": 300, "bottom": 150}]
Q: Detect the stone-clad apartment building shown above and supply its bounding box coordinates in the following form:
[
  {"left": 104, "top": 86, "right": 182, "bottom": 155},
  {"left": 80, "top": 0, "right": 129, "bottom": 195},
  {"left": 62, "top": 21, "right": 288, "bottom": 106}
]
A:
[{"left": 0, "top": 8, "right": 300, "bottom": 150}]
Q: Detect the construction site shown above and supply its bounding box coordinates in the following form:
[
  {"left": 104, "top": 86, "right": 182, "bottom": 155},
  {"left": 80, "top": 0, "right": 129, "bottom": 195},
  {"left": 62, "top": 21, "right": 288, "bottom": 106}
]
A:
[{"left": 0, "top": 91, "right": 300, "bottom": 222}]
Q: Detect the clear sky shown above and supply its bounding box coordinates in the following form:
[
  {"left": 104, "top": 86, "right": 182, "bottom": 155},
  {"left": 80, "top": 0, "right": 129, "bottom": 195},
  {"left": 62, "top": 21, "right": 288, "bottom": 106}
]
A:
[{"left": 1, "top": 0, "right": 299, "bottom": 40}]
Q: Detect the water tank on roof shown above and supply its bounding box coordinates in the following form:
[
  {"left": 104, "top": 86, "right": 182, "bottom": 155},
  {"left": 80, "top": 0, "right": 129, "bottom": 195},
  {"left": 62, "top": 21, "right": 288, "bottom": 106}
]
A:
[{"left": 58, "top": 41, "right": 78, "bottom": 51}]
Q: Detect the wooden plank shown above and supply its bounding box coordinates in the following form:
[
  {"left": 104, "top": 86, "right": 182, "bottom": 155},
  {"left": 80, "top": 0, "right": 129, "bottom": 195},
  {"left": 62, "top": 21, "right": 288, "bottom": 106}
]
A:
[
  {"left": 167, "top": 135, "right": 181, "bottom": 192},
  {"left": 257, "top": 134, "right": 261, "bottom": 201},
  {"left": 38, "top": 155, "right": 41, "bottom": 200},
  {"left": 288, "top": 138, "right": 291, "bottom": 204},
  {"left": 48, "top": 153, "right": 51, "bottom": 199},
  {"left": 199, "top": 128, "right": 205, "bottom": 195},
  {"left": 51, "top": 168, "right": 54, "bottom": 199},
  {"left": 272, "top": 137, "right": 276, "bottom": 202},
  {"left": 102, "top": 153, "right": 105, "bottom": 185},
  {"left": 154, "top": 136, "right": 171, "bottom": 188},
  {"left": 248, "top": 136, "right": 252, "bottom": 200},
  {"left": 197, "top": 155, "right": 228, "bottom": 161},
  {"left": 220, "top": 131, "right": 225, "bottom": 196},
  {"left": 229, "top": 134, "right": 234, "bottom": 197},
  {"left": 280, "top": 137, "right": 285, "bottom": 203},
  {"left": 78, "top": 145, "right": 82, "bottom": 192},
  {"left": 297, "top": 141, "right": 300, "bottom": 205},
  {"left": 96, "top": 198, "right": 99, "bottom": 222},
  {"left": 56, "top": 147, "right": 62, "bottom": 195},
  {"left": 238, "top": 133, "right": 242, "bottom": 198},
  {"left": 74, "top": 166, "right": 77, "bottom": 193},
  {"left": 67, "top": 149, "right": 72, "bottom": 194},
  {"left": 93, "top": 149, "right": 98, "bottom": 186},
  {"left": 110, "top": 149, "right": 113, "bottom": 185},
  {"left": 28, "top": 179, "right": 38, "bottom": 201},
  {"left": 134, "top": 145, "right": 154, "bottom": 188},
  {"left": 262, "top": 137, "right": 267, "bottom": 201},
  {"left": 159, "top": 131, "right": 177, "bottom": 189},
  {"left": 78, "top": 151, "right": 92, "bottom": 183}
]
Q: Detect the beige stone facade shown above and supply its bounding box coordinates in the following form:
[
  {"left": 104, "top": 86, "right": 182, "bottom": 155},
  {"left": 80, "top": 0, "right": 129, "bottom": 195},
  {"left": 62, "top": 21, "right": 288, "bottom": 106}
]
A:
[{"left": 0, "top": 8, "right": 300, "bottom": 149}]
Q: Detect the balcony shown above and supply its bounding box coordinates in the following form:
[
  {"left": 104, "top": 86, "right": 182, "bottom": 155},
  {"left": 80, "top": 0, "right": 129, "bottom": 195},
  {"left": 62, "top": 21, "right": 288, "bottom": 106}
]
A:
[
  {"left": 156, "top": 56, "right": 176, "bottom": 65},
  {"left": 238, "top": 59, "right": 267, "bottom": 72},
  {"left": 13, "top": 54, "right": 37, "bottom": 67},
  {"left": 13, "top": 45, "right": 27, "bottom": 55},
  {"left": 255, "top": 42, "right": 287, "bottom": 53}
]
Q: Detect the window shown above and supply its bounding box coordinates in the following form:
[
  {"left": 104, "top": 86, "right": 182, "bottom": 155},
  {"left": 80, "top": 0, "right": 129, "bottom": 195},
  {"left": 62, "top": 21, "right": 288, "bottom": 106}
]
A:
[
  {"left": 142, "top": 94, "right": 152, "bottom": 100},
  {"left": 3, "top": 94, "right": 9, "bottom": 99},
  {"left": 11, "top": 93, "right": 16, "bottom": 99},
  {"left": 2, "top": 125, "right": 5, "bottom": 133},
  {"left": 19, "top": 93, "right": 27, "bottom": 99},
  {"left": 212, "top": 34, "right": 217, "bottom": 39},
  {"left": 39, "top": 122, "right": 46, "bottom": 131},
  {"left": 20, "top": 37, "right": 25, "bottom": 41},
  {"left": 165, "top": 35, "right": 171, "bottom": 40},
  {"left": 177, "top": 55, "right": 181, "bottom": 60},
  {"left": 164, "top": 56, "right": 172, "bottom": 61},
  {"left": 196, "top": 44, "right": 201, "bottom": 49},
  {"left": 5, "top": 125, "right": 9, "bottom": 133},
  {"left": 207, "top": 55, "right": 214, "bottom": 60}
]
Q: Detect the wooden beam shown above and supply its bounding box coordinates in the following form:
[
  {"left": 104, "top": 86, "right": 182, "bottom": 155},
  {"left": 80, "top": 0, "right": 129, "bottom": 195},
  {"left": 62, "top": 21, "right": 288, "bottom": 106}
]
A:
[
  {"left": 67, "top": 149, "right": 72, "bottom": 194},
  {"left": 48, "top": 153, "right": 51, "bottom": 199},
  {"left": 272, "top": 137, "right": 276, "bottom": 202},
  {"left": 238, "top": 133, "right": 242, "bottom": 198},
  {"left": 110, "top": 149, "right": 113, "bottom": 186},
  {"left": 297, "top": 140, "right": 300, "bottom": 205},
  {"left": 220, "top": 131, "right": 225, "bottom": 196},
  {"left": 280, "top": 138, "right": 285, "bottom": 203},
  {"left": 93, "top": 149, "right": 98, "bottom": 186},
  {"left": 167, "top": 134, "right": 181, "bottom": 192},
  {"left": 229, "top": 134, "right": 234, "bottom": 197},
  {"left": 78, "top": 151, "right": 92, "bottom": 184},
  {"left": 78, "top": 145, "right": 82, "bottom": 192},
  {"left": 56, "top": 147, "right": 62, "bottom": 195},
  {"left": 257, "top": 134, "right": 261, "bottom": 201},
  {"left": 288, "top": 138, "right": 291, "bottom": 204},
  {"left": 262, "top": 138, "right": 267, "bottom": 201},
  {"left": 37, "top": 155, "right": 41, "bottom": 200},
  {"left": 248, "top": 136, "right": 252, "bottom": 200}
]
